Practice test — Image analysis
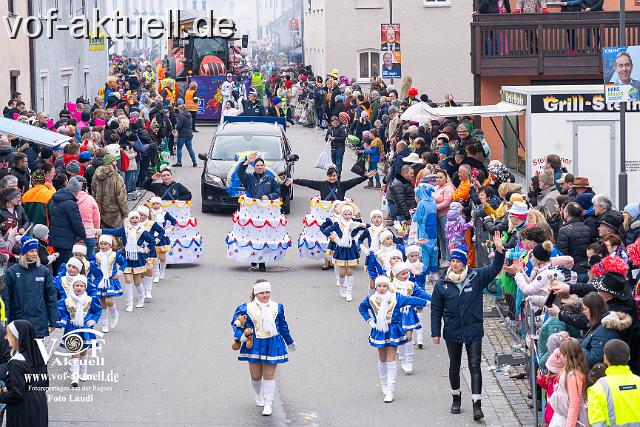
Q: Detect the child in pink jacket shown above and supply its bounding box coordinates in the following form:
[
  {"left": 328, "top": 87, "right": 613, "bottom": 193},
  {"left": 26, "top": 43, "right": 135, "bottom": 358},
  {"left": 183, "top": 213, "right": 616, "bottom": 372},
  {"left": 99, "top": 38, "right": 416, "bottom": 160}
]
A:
[{"left": 76, "top": 187, "right": 101, "bottom": 256}]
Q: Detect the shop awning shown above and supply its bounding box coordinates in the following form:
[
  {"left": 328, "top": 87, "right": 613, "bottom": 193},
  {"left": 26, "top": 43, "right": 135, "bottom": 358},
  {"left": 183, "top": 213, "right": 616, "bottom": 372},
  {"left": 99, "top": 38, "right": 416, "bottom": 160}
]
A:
[
  {"left": 423, "top": 102, "right": 526, "bottom": 118},
  {"left": 0, "top": 117, "right": 72, "bottom": 146}
]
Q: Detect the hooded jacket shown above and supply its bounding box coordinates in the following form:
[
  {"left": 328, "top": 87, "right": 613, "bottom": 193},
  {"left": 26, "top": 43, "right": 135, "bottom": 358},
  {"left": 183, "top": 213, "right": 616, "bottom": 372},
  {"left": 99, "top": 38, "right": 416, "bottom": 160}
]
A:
[
  {"left": 21, "top": 184, "right": 54, "bottom": 226},
  {"left": 91, "top": 165, "right": 128, "bottom": 228},
  {"left": 48, "top": 188, "right": 86, "bottom": 249},
  {"left": 75, "top": 190, "right": 101, "bottom": 239},
  {"left": 414, "top": 185, "right": 438, "bottom": 244},
  {"left": 581, "top": 311, "right": 632, "bottom": 367}
]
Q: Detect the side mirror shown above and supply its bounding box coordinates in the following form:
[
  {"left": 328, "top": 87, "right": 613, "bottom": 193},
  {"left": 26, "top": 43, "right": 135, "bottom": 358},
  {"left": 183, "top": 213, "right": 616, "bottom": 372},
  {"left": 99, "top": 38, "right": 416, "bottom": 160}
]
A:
[
  {"left": 287, "top": 153, "right": 299, "bottom": 162},
  {"left": 198, "top": 153, "right": 207, "bottom": 161}
]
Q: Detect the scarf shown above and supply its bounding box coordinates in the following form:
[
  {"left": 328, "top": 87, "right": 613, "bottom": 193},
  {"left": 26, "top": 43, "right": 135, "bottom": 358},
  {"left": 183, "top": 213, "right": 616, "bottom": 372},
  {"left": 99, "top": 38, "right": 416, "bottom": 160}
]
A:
[
  {"left": 376, "top": 245, "right": 395, "bottom": 273},
  {"left": 256, "top": 301, "right": 278, "bottom": 337},
  {"left": 97, "top": 250, "right": 112, "bottom": 289},
  {"left": 368, "top": 224, "right": 385, "bottom": 252},
  {"left": 446, "top": 266, "right": 469, "bottom": 285},
  {"left": 336, "top": 218, "right": 354, "bottom": 248},
  {"left": 64, "top": 273, "right": 77, "bottom": 294},
  {"left": 374, "top": 291, "right": 392, "bottom": 332},
  {"left": 125, "top": 224, "right": 141, "bottom": 260},
  {"left": 151, "top": 208, "right": 164, "bottom": 225},
  {"left": 69, "top": 291, "right": 90, "bottom": 327}
]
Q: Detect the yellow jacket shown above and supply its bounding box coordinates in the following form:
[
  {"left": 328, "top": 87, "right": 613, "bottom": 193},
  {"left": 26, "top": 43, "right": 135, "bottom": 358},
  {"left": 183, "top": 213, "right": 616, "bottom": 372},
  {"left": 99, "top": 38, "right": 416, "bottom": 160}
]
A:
[{"left": 588, "top": 365, "right": 640, "bottom": 427}]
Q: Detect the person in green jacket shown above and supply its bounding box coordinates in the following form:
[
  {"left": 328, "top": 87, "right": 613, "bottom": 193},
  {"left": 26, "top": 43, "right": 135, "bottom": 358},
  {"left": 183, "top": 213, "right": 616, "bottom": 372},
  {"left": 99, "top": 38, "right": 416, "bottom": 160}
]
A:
[{"left": 21, "top": 170, "right": 54, "bottom": 226}]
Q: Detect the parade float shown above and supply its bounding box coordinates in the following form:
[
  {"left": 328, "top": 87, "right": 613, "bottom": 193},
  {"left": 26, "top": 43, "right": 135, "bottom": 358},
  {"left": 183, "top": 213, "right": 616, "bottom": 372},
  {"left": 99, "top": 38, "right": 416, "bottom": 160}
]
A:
[
  {"left": 225, "top": 195, "right": 291, "bottom": 263},
  {"left": 163, "top": 200, "right": 204, "bottom": 264},
  {"left": 297, "top": 197, "right": 334, "bottom": 260}
]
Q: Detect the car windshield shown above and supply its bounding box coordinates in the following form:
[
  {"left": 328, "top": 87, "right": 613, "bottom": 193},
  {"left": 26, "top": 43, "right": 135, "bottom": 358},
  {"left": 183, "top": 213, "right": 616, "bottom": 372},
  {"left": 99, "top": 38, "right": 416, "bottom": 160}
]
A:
[{"left": 210, "top": 135, "right": 283, "bottom": 160}]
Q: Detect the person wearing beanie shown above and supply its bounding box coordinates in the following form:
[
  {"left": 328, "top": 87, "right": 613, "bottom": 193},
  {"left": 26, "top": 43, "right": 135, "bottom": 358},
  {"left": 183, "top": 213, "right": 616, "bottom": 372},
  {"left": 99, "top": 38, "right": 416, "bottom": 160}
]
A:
[
  {"left": 31, "top": 223, "right": 58, "bottom": 268},
  {"left": 65, "top": 160, "right": 82, "bottom": 178},
  {"left": 390, "top": 261, "right": 431, "bottom": 374},
  {"left": 537, "top": 348, "right": 564, "bottom": 425},
  {"left": 231, "top": 279, "right": 296, "bottom": 416},
  {"left": 2, "top": 236, "right": 57, "bottom": 338},
  {"left": 267, "top": 96, "right": 294, "bottom": 126},
  {"left": 359, "top": 215, "right": 402, "bottom": 290},
  {"left": 97, "top": 210, "right": 156, "bottom": 312},
  {"left": 431, "top": 231, "right": 505, "bottom": 420},
  {"left": 56, "top": 273, "right": 102, "bottom": 387},
  {"left": 349, "top": 108, "right": 371, "bottom": 142},
  {"left": 325, "top": 115, "right": 349, "bottom": 176},
  {"left": 91, "top": 153, "right": 128, "bottom": 229},
  {"left": 92, "top": 234, "right": 125, "bottom": 333},
  {"left": 623, "top": 203, "right": 640, "bottom": 245},
  {"left": 359, "top": 274, "right": 428, "bottom": 403},
  {"left": 0, "top": 188, "right": 31, "bottom": 233},
  {"left": 537, "top": 169, "right": 561, "bottom": 214},
  {"left": 22, "top": 170, "right": 55, "bottom": 226},
  {"left": 513, "top": 241, "right": 574, "bottom": 297}
]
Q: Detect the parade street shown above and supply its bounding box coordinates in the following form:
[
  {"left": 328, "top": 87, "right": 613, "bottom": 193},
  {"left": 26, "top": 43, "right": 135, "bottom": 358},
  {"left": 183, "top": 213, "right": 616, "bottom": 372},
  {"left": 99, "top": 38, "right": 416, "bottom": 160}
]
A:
[{"left": 47, "top": 124, "right": 520, "bottom": 426}]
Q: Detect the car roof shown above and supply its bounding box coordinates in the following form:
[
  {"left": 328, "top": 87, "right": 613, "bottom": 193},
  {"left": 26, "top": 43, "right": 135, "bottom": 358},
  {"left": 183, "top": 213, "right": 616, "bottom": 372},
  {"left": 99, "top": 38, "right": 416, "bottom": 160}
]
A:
[{"left": 216, "top": 121, "right": 282, "bottom": 137}]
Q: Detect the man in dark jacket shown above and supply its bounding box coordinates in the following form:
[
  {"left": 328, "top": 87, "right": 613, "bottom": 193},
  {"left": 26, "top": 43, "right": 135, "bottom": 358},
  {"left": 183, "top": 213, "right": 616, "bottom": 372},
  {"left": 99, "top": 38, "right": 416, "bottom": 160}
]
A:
[
  {"left": 48, "top": 177, "right": 86, "bottom": 273},
  {"left": 237, "top": 153, "right": 280, "bottom": 200},
  {"left": 556, "top": 202, "right": 594, "bottom": 278},
  {"left": 241, "top": 90, "right": 265, "bottom": 116},
  {"left": 2, "top": 238, "right": 57, "bottom": 338},
  {"left": 172, "top": 104, "right": 196, "bottom": 167},
  {"left": 389, "top": 142, "right": 412, "bottom": 180},
  {"left": 431, "top": 233, "right": 505, "bottom": 420},
  {"left": 10, "top": 153, "right": 30, "bottom": 193},
  {"left": 388, "top": 165, "right": 416, "bottom": 222},
  {"left": 326, "top": 117, "right": 348, "bottom": 176},
  {"left": 285, "top": 167, "right": 374, "bottom": 201},
  {"left": 143, "top": 166, "right": 192, "bottom": 200}
]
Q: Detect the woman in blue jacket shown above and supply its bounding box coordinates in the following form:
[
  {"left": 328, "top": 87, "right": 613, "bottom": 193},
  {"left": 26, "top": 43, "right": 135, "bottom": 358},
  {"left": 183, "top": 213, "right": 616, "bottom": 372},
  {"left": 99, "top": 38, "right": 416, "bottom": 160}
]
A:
[{"left": 430, "top": 231, "right": 505, "bottom": 421}]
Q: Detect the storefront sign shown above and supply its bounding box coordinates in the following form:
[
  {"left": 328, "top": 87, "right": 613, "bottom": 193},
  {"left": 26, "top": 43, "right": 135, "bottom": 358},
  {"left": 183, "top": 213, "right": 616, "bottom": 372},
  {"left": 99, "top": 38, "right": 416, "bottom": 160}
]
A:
[
  {"left": 531, "top": 93, "right": 640, "bottom": 113},
  {"left": 501, "top": 90, "right": 526, "bottom": 106}
]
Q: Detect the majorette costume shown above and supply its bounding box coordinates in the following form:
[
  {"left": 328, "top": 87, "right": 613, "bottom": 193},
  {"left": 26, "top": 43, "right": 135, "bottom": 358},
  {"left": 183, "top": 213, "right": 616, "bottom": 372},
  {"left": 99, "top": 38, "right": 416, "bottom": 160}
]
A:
[
  {"left": 93, "top": 236, "right": 126, "bottom": 299},
  {"left": 405, "top": 245, "right": 427, "bottom": 290},
  {"left": 54, "top": 257, "right": 98, "bottom": 301},
  {"left": 138, "top": 205, "right": 164, "bottom": 264},
  {"left": 358, "top": 276, "right": 428, "bottom": 402},
  {"left": 102, "top": 212, "right": 156, "bottom": 275},
  {"left": 361, "top": 228, "right": 404, "bottom": 282},
  {"left": 319, "top": 202, "right": 365, "bottom": 267},
  {"left": 232, "top": 281, "right": 296, "bottom": 416},
  {"left": 149, "top": 197, "right": 177, "bottom": 254}
]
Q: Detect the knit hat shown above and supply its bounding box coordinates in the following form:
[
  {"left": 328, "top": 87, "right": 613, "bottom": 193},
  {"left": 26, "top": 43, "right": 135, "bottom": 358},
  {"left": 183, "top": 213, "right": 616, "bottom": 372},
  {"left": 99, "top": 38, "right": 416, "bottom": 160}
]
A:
[
  {"left": 545, "top": 348, "right": 564, "bottom": 374},
  {"left": 72, "top": 244, "right": 87, "bottom": 255},
  {"left": 338, "top": 112, "right": 350, "bottom": 125},
  {"left": 137, "top": 205, "right": 150, "bottom": 217},
  {"left": 369, "top": 209, "right": 383, "bottom": 220},
  {"left": 272, "top": 96, "right": 282, "bottom": 106},
  {"left": 362, "top": 131, "right": 371, "bottom": 140},
  {"left": 360, "top": 111, "right": 369, "bottom": 119},
  {"left": 438, "top": 146, "right": 451, "bottom": 156},
  {"left": 31, "top": 169, "right": 46, "bottom": 185},
  {"left": 375, "top": 276, "right": 391, "bottom": 286},
  {"left": 72, "top": 275, "right": 88, "bottom": 287},
  {"left": 253, "top": 281, "right": 271, "bottom": 294},
  {"left": 66, "top": 176, "right": 83, "bottom": 193},
  {"left": 66, "top": 160, "right": 81, "bottom": 175},
  {"left": 532, "top": 241, "right": 552, "bottom": 262},
  {"left": 32, "top": 224, "right": 49, "bottom": 241},
  {"left": 391, "top": 261, "right": 409, "bottom": 276},
  {"left": 378, "top": 229, "right": 393, "bottom": 244},
  {"left": 103, "top": 153, "right": 117, "bottom": 166},
  {"left": 546, "top": 331, "right": 570, "bottom": 356},
  {"left": 624, "top": 203, "right": 640, "bottom": 220},
  {"left": 20, "top": 237, "right": 39, "bottom": 254},
  {"left": 99, "top": 235, "right": 113, "bottom": 245},
  {"left": 150, "top": 196, "right": 162, "bottom": 205},
  {"left": 577, "top": 192, "right": 594, "bottom": 210},
  {"left": 450, "top": 245, "right": 469, "bottom": 265},
  {"left": 405, "top": 245, "right": 420, "bottom": 256},
  {"left": 66, "top": 256, "right": 83, "bottom": 271}
]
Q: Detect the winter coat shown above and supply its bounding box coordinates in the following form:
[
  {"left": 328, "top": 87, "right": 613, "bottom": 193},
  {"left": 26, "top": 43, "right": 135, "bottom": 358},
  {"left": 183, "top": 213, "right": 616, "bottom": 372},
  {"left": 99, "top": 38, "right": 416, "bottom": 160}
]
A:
[
  {"left": 435, "top": 183, "right": 455, "bottom": 218},
  {"left": 363, "top": 143, "right": 381, "bottom": 163},
  {"left": 0, "top": 205, "right": 31, "bottom": 231},
  {"left": 175, "top": 111, "right": 193, "bottom": 139},
  {"left": 431, "top": 250, "right": 506, "bottom": 343},
  {"left": 91, "top": 165, "right": 128, "bottom": 229},
  {"left": 10, "top": 165, "right": 30, "bottom": 193},
  {"left": 326, "top": 125, "right": 348, "bottom": 150},
  {"left": 388, "top": 173, "right": 416, "bottom": 219},
  {"left": 293, "top": 176, "right": 367, "bottom": 202},
  {"left": 391, "top": 147, "right": 412, "bottom": 179},
  {"left": 560, "top": 282, "right": 636, "bottom": 331},
  {"left": 556, "top": 218, "right": 593, "bottom": 273},
  {"left": 83, "top": 155, "right": 104, "bottom": 195},
  {"left": 414, "top": 185, "right": 438, "bottom": 242},
  {"left": 537, "top": 186, "right": 560, "bottom": 214},
  {"left": 48, "top": 188, "right": 86, "bottom": 249},
  {"left": 2, "top": 261, "right": 57, "bottom": 337},
  {"left": 350, "top": 119, "right": 371, "bottom": 141},
  {"left": 142, "top": 177, "right": 192, "bottom": 200},
  {"left": 237, "top": 163, "right": 280, "bottom": 200},
  {"left": 583, "top": 208, "right": 599, "bottom": 241},
  {"left": 626, "top": 219, "right": 640, "bottom": 246},
  {"left": 581, "top": 311, "right": 632, "bottom": 367},
  {"left": 22, "top": 184, "right": 54, "bottom": 226},
  {"left": 75, "top": 191, "right": 100, "bottom": 239}
]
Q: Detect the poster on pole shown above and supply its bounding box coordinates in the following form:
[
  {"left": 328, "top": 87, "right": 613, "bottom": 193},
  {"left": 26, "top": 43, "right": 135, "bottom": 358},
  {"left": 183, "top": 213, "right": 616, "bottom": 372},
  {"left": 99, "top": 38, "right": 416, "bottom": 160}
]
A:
[
  {"left": 380, "top": 24, "right": 401, "bottom": 79},
  {"left": 602, "top": 46, "right": 640, "bottom": 102}
]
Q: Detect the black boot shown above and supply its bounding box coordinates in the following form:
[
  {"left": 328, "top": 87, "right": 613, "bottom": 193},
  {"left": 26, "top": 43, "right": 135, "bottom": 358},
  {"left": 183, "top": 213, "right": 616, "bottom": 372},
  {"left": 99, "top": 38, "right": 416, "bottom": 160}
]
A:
[
  {"left": 258, "top": 263, "right": 266, "bottom": 272},
  {"left": 451, "top": 393, "right": 461, "bottom": 414},
  {"left": 472, "top": 399, "right": 484, "bottom": 420}
]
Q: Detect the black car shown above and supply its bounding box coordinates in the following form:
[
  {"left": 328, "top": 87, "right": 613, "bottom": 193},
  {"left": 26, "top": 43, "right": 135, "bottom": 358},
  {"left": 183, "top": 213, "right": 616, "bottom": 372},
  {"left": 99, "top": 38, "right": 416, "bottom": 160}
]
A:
[{"left": 199, "top": 119, "right": 298, "bottom": 214}]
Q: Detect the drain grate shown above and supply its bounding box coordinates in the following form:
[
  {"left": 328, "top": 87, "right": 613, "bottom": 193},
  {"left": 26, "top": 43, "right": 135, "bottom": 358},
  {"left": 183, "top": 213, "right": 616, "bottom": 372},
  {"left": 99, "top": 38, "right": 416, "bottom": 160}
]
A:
[{"left": 250, "top": 265, "right": 296, "bottom": 273}]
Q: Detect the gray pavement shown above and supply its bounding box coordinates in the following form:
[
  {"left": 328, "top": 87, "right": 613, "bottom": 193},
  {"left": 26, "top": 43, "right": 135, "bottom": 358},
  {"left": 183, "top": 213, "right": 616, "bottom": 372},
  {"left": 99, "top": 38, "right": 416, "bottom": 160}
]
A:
[{"left": 48, "top": 123, "right": 520, "bottom": 426}]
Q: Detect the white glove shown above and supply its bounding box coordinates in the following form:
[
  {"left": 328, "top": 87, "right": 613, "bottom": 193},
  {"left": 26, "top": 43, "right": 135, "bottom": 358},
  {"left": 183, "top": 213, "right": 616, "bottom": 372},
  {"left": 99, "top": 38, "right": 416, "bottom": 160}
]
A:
[
  {"left": 360, "top": 244, "right": 370, "bottom": 257},
  {"left": 288, "top": 342, "right": 297, "bottom": 352},
  {"left": 240, "top": 334, "right": 248, "bottom": 343},
  {"left": 86, "top": 320, "right": 96, "bottom": 327},
  {"left": 47, "top": 254, "right": 57, "bottom": 264},
  {"left": 368, "top": 319, "right": 376, "bottom": 328}
]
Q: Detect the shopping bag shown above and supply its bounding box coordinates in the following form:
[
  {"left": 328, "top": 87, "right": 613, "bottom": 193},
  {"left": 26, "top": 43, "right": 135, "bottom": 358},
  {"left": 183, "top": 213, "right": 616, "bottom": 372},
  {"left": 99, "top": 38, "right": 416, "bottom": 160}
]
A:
[
  {"left": 350, "top": 157, "right": 366, "bottom": 176},
  {"left": 315, "top": 141, "right": 332, "bottom": 170}
]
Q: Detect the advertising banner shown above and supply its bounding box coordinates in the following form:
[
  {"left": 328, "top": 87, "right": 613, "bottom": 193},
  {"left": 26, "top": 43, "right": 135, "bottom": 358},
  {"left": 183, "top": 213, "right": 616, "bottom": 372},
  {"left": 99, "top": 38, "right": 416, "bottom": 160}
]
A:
[
  {"left": 188, "top": 76, "right": 251, "bottom": 121},
  {"left": 380, "top": 24, "right": 401, "bottom": 79},
  {"left": 602, "top": 46, "right": 640, "bottom": 102}
]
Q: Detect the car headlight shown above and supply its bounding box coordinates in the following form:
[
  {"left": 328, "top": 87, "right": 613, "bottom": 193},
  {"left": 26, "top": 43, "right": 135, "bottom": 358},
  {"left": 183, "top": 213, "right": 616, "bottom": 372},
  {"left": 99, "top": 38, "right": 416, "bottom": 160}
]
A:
[{"left": 204, "top": 173, "right": 225, "bottom": 187}]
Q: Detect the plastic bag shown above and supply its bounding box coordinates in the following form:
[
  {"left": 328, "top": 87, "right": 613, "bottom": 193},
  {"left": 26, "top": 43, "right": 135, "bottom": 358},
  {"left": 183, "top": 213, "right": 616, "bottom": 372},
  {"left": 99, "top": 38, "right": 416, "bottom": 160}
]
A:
[
  {"left": 350, "top": 157, "right": 366, "bottom": 176},
  {"left": 380, "top": 197, "right": 389, "bottom": 217},
  {"left": 315, "top": 140, "right": 332, "bottom": 170}
]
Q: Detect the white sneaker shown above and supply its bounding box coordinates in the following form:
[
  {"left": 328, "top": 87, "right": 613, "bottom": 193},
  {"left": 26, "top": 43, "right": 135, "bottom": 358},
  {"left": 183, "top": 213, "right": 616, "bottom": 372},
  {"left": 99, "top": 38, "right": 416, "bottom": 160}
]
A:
[
  {"left": 346, "top": 292, "right": 353, "bottom": 302},
  {"left": 101, "top": 324, "right": 109, "bottom": 333},
  {"left": 402, "top": 363, "right": 413, "bottom": 375},
  {"left": 262, "top": 405, "right": 273, "bottom": 416},
  {"left": 159, "top": 270, "right": 165, "bottom": 280},
  {"left": 136, "top": 299, "right": 145, "bottom": 308},
  {"left": 125, "top": 304, "right": 133, "bottom": 313},
  {"left": 109, "top": 311, "right": 119, "bottom": 329},
  {"left": 153, "top": 275, "right": 160, "bottom": 283},
  {"left": 384, "top": 390, "right": 394, "bottom": 403},
  {"left": 145, "top": 290, "right": 152, "bottom": 300},
  {"left": 255, "top": 393, "right": 264, "bottom": 407},
  {"left": 79, "top": 373, "right": 89, "bottom": 382}
]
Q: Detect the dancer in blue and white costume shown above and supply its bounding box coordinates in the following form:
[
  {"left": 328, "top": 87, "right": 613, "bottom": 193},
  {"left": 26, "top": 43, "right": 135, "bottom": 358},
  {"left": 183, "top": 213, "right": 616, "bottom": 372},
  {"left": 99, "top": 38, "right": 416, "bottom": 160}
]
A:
[
  {"left": 390, "top": 261, "right": 431, "bottom": 374},
  {"left": 231, "top": 280, "right": 296, "bottom": 416},
  {"left": 358, "top": 210, "right": 387, "bottom": 294},
  {"left": 149, "top": 196, "right": 177, "bottom": 283},
  {"left": 405, "top": 245, "right": 428, "bottom": 348},
  {"left": 362, "top": 228, "right": 404, "bottom": 284},
  {"left": 93, "top": 235, "right": 126, "bottom": 333},
  {"left": 54, "top": 257, "right": 97, "bottom": 301},
  {"left": 358, "top": 275, "right": 428, "bottom": 403},
  {"left": 137, "top": 205, "right": 163, "bottom": 300}
]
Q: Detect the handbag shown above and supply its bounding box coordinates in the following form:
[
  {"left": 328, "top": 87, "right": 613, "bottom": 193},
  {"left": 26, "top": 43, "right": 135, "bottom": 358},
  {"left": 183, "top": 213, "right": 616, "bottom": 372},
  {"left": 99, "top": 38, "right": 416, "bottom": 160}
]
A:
[
  {"left": 315, "top": 140, "right": 332, "bottom": 170},
  {"left": 350, "top": 156, "right": 366, "bottom": 176}
]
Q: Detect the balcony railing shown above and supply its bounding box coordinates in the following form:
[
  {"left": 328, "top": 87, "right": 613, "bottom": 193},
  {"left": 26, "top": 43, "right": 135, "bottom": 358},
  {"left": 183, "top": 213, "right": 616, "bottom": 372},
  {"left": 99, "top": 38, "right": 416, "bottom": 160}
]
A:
[{"left": 471, "top": 11, "right": 640, "bottom": 76}]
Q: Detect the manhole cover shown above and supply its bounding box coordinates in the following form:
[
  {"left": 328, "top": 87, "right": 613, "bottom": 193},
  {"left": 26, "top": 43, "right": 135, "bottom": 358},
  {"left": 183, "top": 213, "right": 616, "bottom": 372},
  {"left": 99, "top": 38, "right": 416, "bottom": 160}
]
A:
[{"left": 251, "top": 265, "right": 296, "bottom": 273}]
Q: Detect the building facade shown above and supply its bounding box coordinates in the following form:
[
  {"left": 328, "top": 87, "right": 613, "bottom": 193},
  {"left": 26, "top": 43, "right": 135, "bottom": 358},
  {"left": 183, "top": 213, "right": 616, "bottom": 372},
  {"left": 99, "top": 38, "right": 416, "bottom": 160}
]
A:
[
  {"left": 304, "top": 0, "right": 474, "bottom": 102},
  {"left": 0, "top": 0, "right": 33, "bottom": 108},
  {"left": 32, "top": 0, "right": 109, "bottom": 115}
]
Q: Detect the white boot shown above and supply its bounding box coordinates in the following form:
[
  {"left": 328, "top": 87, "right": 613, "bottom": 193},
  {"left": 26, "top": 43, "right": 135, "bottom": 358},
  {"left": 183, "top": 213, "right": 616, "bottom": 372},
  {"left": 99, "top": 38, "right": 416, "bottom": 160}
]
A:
[
  {"left": 100, "top": 312, "right": 109, "bottom": 333},
  {"left": 416, "top": 312, "right": 424, "bottom": 349},
  {"left": 135, "top": 284, "right": 145, "bottom": 308},
  {"left": 404, "top": 343, "right": 414, "bottom": 375},
  {"left": 70, "top": 358, "right": 80, "bottom": 387},
  {"left": 397, "top": 342, "right": 406, "bottom": 365},
  {"left": 79, "top": 353, "right": 90, "bottom": 382},
  {"left": 159, "top": 260, "right": 167, "bottom": 280},
  {"left": 153, "top": 263, "right": 160, "bottom": 283},
  {"left": 338, "top": 276, "right": 346, "bottom": 298},
  {"left": 124, "top": 282, "right": 134, "bottom": 312},
  {"left": 378, "top": 361, "right": 388, "bottom": 395},
  {"left": 262, "top": 379, "right": 275, "bottom": 416},
  {"left": 251, "top": 379, "right": 264, "bottom": 407},
  {"left": 345, "top": 275, "right": 353, "bottom": 302},
  {"left": 108, "top": 304, "right": 119, "bottom": 329},
  {"left": 143, "top": 276, "right": 153, "bottom": 299},
  {"left": 385, "top": 361, "right": 397, "bottom": 402},
  {"left": 334, "top": 265, "right": 340, "bottom": 287}
]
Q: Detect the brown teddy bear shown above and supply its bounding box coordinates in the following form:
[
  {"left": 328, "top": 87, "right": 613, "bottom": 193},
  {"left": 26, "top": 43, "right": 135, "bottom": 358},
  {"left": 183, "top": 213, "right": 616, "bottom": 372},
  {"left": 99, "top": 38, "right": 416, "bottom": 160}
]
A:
[{"left": 232, "top": 314, "right": 254, "bottom": 351}]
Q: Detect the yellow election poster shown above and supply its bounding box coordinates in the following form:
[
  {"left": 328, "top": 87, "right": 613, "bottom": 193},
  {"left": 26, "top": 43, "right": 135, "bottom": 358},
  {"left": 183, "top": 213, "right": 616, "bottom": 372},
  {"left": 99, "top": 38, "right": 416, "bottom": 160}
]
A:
[{"left": 89, "top": 32, "right": 106, "bottom": 51}]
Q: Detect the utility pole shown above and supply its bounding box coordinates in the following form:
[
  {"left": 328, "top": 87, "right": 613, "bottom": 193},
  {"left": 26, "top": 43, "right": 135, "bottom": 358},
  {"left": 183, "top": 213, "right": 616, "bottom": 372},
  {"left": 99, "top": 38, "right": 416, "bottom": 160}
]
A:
[
  {"left": 389, "top": 0, "right": 393, "bottom": 85},
  {"left": 619, "top": 0, "right": 628, "bottom": 207}
]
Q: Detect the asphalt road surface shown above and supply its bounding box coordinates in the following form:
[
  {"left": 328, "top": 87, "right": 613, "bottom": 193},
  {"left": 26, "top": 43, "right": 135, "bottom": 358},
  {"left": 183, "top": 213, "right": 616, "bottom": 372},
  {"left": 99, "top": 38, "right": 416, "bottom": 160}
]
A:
[{"left": 48, "top": 123, "right": 509, "bottom": 426}]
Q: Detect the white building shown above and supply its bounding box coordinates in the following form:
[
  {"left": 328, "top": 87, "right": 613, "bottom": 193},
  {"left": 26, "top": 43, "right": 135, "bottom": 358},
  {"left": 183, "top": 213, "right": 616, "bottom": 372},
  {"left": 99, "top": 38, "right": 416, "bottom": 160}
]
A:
[
  {"left": 303, "top": 0, "right": 473, "bottom": 102},
  {"left": 32, "top": 0, "right": 109, "bottom": 115},
  {"left": 0, "top": 0, "right": 32, "bottom": 108}
]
